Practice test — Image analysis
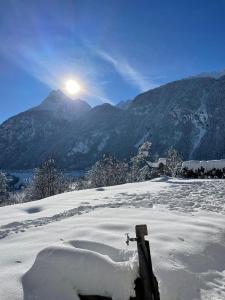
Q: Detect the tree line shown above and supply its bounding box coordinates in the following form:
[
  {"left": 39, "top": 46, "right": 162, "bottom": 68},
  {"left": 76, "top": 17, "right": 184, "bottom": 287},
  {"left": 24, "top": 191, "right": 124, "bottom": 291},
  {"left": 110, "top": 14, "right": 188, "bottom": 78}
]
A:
[
  {"left": 0, "top": 142, "right": 183, "bottom": 206},
  {"left": 76, "top": 142, "right": 183, "bottom": 189}
]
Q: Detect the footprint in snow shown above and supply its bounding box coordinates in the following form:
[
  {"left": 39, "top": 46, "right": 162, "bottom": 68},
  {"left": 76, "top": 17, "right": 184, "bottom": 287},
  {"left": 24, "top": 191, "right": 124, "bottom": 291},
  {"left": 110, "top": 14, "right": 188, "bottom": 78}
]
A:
[
  {"left": 15, "top": 260, "right": 22, "bottom": 263},
  {"left": 24, "top": 206, "right": 42, "bottom": 214}
]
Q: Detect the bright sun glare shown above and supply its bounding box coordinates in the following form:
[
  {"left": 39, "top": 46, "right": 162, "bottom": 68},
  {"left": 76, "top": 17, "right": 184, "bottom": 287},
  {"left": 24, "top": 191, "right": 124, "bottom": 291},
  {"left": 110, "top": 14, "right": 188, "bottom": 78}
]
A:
[{"left": 65, "top": 79, "right": 81, "bottom": 95}]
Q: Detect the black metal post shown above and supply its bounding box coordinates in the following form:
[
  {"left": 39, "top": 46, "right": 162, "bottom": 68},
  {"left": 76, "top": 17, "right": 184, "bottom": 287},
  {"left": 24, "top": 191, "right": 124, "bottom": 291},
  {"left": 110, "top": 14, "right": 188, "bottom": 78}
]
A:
[{"left": 135, "top": 225, "right": 160, "bottom": 300}]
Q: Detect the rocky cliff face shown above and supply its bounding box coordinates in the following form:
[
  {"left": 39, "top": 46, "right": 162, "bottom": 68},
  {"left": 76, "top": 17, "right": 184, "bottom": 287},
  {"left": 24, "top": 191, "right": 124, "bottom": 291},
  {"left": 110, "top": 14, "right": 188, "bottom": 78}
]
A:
[
  {"left": 1, "top": 76, "right": 225, "bottom": 170},
  {"left": 0, "top": 90, "right": 91, "bottom": 169}
]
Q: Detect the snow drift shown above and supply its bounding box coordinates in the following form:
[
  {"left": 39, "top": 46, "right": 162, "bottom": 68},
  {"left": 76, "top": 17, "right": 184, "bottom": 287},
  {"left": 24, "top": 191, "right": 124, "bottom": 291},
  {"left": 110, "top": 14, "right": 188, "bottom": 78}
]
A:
[
  {"left": 22, "top": 240, "right": 139, "bottom": 300},
  {"left": 1, "top": 178, "right": 225, "bottom": 300}
]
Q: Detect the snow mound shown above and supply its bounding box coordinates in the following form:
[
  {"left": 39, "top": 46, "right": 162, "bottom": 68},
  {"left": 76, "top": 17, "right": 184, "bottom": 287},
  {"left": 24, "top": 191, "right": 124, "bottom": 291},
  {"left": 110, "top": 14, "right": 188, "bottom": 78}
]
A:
[{"left": 22, "top": 240, "right": 139, "bottom": 300}]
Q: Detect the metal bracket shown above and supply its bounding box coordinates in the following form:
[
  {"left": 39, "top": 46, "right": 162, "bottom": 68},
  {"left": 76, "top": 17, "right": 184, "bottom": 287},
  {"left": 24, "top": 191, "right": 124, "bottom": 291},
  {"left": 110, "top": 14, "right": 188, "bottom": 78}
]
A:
[
  {"left": 126, "top": 225, "right": 160, "bottom": 300},
  {"left": 125, "top": 233, "right": 137, "bottom": 246}
]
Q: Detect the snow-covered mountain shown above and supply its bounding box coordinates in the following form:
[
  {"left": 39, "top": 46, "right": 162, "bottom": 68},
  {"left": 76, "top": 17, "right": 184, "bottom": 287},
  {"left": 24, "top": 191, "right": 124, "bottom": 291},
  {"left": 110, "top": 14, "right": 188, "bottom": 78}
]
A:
[
  {"left": 0, "top": 90, "right": 91, "bottom": 169},
  {"left": 1, "top": 75, "right": 225, "bottom": 170},
  {"left": 129, "top": 75, "right": 225, "bottom": 161},
  {"left": 34, "top": 89, "right": 91, "bottom": 120}
]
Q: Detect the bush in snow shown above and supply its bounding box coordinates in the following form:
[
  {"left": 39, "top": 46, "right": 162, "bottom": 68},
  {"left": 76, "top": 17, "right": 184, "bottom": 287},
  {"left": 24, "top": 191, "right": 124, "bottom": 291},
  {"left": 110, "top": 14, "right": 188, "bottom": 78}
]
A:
[
  {"left": 129, "top": 141, "right": 154, "bottom": 182},
  {"left": 165, "top": 148, "right": 183, "bottom": 177},
  {"left": 8, "top": 190, "right": 28, "bottom": 205},
  {"left": 0, "top": 172, "right": 8, "bottom": 205},
  {"left": 182, "top": 160, "right": 225, "bottom": 179},
  {"left": 27, "top": 158, "right": 67, "bottom": 200},
  {"left": 88, "top": 154, "right": 128, "bottom": 188},
  {"left": 70, "top": 176, "right": 90, "bottom": 191}
]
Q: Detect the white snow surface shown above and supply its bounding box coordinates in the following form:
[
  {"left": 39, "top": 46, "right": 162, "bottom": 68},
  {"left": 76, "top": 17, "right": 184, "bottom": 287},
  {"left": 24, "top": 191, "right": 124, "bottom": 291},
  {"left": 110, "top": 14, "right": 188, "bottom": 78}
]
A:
[
  {"left": 1, "top": 177, "right": 225, "bottom": 300},
  {"left": 23, "top": 241, "right": 138, "bottom": 300}
]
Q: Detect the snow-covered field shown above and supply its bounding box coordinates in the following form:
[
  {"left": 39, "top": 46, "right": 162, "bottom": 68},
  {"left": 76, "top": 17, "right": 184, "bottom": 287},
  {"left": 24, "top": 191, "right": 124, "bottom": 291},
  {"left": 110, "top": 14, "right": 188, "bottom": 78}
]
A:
[{"left": 1, "top": 177, "right": 225, "bottom": 300}]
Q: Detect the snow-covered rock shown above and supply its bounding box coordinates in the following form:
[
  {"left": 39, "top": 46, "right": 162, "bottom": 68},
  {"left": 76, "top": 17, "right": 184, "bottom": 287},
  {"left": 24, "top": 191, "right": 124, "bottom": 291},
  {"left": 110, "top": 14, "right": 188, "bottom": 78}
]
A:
[{"left": 182, "top": 159, "right": 225, "bottom": 172}]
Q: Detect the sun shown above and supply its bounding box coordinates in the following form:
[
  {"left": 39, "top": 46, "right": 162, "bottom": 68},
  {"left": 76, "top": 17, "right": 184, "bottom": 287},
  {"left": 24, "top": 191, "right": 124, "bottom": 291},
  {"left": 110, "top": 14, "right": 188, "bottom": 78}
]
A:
[{"left": 65, "top": 79, "right": 81, "bottom": 95}]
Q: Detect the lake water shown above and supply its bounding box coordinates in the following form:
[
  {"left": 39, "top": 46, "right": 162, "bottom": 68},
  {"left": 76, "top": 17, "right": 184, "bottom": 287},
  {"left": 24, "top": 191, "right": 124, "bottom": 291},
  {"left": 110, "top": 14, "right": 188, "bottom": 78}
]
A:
[{"left": 5, "top": 170, "right": 85, "bottom": 189}]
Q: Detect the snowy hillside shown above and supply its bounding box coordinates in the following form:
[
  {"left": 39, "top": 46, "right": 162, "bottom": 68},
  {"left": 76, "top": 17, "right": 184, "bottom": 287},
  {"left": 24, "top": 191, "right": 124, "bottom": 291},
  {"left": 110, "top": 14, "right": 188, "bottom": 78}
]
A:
[{"left": 0, "top": 178, "right": 225, "bottom": 300}]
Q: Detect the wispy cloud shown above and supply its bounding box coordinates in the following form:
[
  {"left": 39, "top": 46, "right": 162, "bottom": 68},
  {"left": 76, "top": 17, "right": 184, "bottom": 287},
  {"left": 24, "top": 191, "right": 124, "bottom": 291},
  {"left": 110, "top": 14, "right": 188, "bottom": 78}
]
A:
[{"left": 96, "top": 50, "right": 156, "bottom": 92}]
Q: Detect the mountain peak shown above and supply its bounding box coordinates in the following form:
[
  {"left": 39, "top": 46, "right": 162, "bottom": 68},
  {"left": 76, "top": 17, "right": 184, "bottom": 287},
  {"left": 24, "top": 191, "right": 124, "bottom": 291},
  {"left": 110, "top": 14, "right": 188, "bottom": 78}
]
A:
[
  {"left": 41, "top": 89, "right": 72, "bottom": 105},
  {"left": 34, "top": 90, "right": 91, "bottom": 120},
  {"left": 48, "top": 88, "right": 67, "bottom": 96}
]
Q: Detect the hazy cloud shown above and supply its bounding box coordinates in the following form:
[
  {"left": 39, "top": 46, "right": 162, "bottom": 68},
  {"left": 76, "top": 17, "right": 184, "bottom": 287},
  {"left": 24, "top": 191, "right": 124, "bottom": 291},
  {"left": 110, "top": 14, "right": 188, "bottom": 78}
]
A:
[{"left": 0, "top": 41, "right": 113, "bottom": 106}]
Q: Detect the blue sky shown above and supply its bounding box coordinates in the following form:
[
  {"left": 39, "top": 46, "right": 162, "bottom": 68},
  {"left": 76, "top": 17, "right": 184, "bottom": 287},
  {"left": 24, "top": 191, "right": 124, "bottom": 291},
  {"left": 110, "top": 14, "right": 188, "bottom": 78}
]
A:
[{"left": 0, "top": 0, "right": 225, "bottom": 122}]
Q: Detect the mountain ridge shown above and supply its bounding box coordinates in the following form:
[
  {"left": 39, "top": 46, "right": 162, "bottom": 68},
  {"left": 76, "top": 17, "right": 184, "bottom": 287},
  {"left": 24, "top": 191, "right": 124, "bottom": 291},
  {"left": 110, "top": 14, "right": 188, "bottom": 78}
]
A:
[
  {"left": 1, "top": 75, "right": 225, "bottom": 170},
  {"left": 194, "top": 68, "right": 225, "bottom": 79}
]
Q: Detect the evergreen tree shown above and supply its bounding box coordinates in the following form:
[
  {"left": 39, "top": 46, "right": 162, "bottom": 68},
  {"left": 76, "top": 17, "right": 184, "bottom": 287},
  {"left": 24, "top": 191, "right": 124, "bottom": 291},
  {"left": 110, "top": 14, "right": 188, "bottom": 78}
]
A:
[
  {"left": 28, "top": 158, "right": 66, "bottom": 200},
  {"left": 165, "top": 148, "right": 183, "bottom": 177},
  {"left": 129, "top": 141, "right": 153, "bottom": 182},
  {"left": 88, "top": 154, "right": 128, "bottom": 188},
  {"left": 0, "top": 172, "right": 8, "bottom": 204}
]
